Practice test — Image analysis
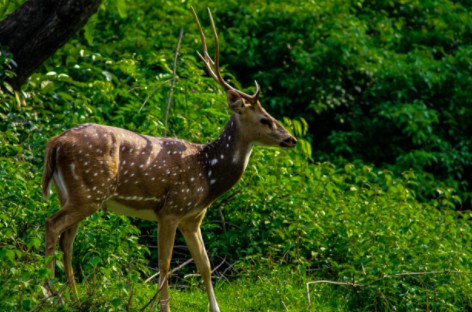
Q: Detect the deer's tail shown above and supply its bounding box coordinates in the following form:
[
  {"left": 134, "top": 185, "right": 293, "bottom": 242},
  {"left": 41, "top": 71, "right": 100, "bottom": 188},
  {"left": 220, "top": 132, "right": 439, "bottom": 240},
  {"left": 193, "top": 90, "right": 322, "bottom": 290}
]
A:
[{"left": 42, "top": 140, "right": 58, "bottom": 200}]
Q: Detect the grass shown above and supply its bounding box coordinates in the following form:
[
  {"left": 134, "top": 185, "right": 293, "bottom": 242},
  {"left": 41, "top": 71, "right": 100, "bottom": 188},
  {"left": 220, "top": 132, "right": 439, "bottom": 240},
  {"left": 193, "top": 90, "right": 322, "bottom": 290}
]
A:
[
  {"left": 167, "top": 271, "right": 346, "bottom": 312},
  {"left": 38, "top": 269, "right": 347, "bottom": 311}
]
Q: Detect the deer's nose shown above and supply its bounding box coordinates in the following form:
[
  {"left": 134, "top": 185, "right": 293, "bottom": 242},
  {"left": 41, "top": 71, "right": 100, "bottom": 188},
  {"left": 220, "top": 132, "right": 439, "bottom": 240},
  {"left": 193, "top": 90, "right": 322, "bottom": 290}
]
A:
[{"left": 281, "top": 136, "right": 297, "bottom": 147}]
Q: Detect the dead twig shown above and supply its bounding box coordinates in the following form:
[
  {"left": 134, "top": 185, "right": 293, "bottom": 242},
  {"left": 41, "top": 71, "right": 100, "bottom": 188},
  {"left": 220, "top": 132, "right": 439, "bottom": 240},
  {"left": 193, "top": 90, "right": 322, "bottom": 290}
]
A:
[
  {"left": 306, "top": 270, "right": 470, "bottom": 310},
  {"left": 221, "top": 261, "right": 236, "bottom": 279},
  {"left": 163, "top": 28, "right": 184, "bottom": 136},
  {"left": 140, "top": 272, "right": 169, "bottom": 311},
  {"left": 141, "top": 258, "right": 193, "bottom": 310},
  {"left": 144, "top": 258, "right": 194, "bottom": 284},
  {"left": 281, "top": 299, "right": 288, "bottom": 312},
  {"left": 384, "top": 270, "right": 467, "bottom": 278},
  {"left": 211, "top": 256, "right": 227, "bottom": 274}
]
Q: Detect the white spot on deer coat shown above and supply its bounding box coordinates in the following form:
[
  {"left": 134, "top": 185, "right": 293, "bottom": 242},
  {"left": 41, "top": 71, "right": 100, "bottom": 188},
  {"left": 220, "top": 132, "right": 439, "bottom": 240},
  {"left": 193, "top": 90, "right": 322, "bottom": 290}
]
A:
[
  {"left": 70, "top": 163, "right": 79, "bottom": 180},
  {"left": 233, "top": 151, "right": 240, "bottom": 164}
]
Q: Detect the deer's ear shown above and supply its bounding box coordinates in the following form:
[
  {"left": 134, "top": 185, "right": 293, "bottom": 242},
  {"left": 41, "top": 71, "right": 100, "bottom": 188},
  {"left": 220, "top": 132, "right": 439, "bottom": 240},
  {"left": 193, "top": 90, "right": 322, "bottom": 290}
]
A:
[{"left": 227, "top": 90, "right": 248, "bottom": 114}]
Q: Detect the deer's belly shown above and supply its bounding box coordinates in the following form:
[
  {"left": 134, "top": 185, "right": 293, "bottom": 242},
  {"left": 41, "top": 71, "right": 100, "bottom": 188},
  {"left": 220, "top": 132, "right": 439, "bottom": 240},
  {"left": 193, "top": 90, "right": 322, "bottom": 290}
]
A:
[{"left": 104, "top": 199, "right": 159, "bottom": 221}]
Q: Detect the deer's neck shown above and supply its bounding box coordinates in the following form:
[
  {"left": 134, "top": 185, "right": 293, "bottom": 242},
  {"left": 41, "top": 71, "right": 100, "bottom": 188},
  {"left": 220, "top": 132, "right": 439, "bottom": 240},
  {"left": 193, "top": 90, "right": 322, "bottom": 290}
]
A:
[{"left": 199, "top": 114, "right": 252, "bottom": 204}]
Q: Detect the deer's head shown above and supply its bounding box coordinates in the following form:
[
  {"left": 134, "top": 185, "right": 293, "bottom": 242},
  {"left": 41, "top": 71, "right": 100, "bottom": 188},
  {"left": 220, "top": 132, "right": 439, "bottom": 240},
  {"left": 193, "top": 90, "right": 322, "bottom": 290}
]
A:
[{"left": 226, "top": 90, "right": 297, "bottom": 147}]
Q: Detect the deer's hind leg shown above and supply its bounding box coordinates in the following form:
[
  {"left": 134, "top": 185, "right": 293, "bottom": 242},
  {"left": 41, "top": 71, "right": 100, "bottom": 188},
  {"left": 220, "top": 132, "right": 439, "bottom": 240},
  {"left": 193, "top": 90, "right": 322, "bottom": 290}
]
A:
[
  {"left": 59, "top": 223, "right": 79, "bottom": 296},
  {"left": 45, "top": 201, "right": 98, "bottom": 296}
]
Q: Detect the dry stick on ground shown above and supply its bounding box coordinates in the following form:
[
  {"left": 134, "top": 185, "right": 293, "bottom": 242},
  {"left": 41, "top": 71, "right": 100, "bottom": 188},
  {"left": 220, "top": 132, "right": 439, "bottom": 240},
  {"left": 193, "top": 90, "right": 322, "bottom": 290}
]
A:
[
  {"left": 384, "top": 270, "right": 467, "bottom": 278},
  {"left": 183, "top": 256, "right": 227, "bottom": 280},
  {"left": 140, "top": 273, "right": 169, "bottom": 311},
  {"left": 281, "top": 299, "right": 289, "bottom": 312},
  {"left": 163, "top": 28, "right": 184, "bottom": 137},
  {"left": 140, "top": 258, "right": 194, "bottom": 311},
  {"left": 143, "top": 258, "right": 194, "bottom": 284},
  {"left": 306, "top": 270, "right": 470, "bottom": 309}
]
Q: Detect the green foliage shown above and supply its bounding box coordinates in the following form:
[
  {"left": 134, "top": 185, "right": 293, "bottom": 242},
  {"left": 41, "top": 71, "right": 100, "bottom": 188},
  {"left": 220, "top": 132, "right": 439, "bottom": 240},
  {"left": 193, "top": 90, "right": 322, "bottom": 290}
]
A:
[
  {"left": 0, "top": 48, "right": 16, "bottom": 95},
  {"left": 210, "top": 160, "right": 471, "bottom": 309},
  {"left": 1, "top": 0, "right": 471, "bottom": 310},
  {"left": 204, "top": 0, "right": 472, "bottom": 206}
]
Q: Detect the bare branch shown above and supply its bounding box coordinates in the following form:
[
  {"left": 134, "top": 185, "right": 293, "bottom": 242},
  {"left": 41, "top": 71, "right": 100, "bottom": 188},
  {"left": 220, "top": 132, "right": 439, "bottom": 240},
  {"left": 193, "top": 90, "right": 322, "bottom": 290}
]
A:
[
  {"left": 305, "top": 270, "right": 471, "bottom": 309},
  {"left": 211, "top": 257, "right": 227, "bottom": 274},
  {"left": 163, "top": 28, "right": 184, "bottom": 136},
  {"left": 143, "top": 258, "right": 194, "bottom": 284},
  {"left": 385, "top": 270, "right": 467, "bottom": 277}
]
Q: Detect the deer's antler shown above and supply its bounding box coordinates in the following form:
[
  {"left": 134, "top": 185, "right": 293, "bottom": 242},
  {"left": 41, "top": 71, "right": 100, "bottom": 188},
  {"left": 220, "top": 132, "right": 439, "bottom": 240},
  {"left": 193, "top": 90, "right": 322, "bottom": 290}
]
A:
[{"left": 191, "top": 7, "right": 260, "bottom": 104}]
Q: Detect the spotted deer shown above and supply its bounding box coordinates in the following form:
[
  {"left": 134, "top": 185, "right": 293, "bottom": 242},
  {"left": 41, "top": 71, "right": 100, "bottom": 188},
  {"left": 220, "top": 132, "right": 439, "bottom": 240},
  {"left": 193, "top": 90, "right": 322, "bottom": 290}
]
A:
[{"left": 42, "top": 7, "right": 296, "bottom": 312}]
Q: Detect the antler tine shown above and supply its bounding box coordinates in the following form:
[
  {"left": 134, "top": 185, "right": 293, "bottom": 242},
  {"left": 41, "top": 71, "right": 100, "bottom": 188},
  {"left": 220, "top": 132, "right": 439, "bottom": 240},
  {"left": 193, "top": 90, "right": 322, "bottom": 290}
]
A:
[
  {"left": 192, "top": 7, "right": 261, "bottom": 104},
  {"left": 192, "top": 7, "right": 220, "bottom": 82},
  {"left": 207, "top": 8, "right": 261, "bottom": 103},
  {"left": 206, "top": 9, "right": 230, "bottom": 90}
]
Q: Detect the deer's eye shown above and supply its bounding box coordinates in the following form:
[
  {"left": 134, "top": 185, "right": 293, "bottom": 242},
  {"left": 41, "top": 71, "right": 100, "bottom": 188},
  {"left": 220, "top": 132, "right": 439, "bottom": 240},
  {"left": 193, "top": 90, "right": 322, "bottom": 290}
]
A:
[{"left": 260, "top": 118, "right": 272, "bottom": 127}]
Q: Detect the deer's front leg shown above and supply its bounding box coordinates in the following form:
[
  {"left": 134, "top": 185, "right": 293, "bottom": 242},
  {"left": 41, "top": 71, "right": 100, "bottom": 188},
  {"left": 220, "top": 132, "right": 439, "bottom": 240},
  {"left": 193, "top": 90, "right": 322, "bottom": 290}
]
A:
[
  {"left": 157, "top": 219, "right": 178, "bottom": 312},
  {"left": 179, "top": 216, "right": 220, "bottom": 312}
]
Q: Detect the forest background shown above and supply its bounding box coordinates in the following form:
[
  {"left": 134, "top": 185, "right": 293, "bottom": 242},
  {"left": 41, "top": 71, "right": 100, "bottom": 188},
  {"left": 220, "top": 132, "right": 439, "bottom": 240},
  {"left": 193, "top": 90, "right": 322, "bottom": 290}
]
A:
[{"left": 1, "top": 0, "right": 471, "bottom": 310}]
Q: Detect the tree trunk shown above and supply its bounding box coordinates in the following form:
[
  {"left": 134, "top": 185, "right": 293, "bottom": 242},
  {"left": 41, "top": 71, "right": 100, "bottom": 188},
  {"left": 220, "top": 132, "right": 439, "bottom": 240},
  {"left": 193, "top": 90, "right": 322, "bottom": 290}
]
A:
[{"left": 0, "top": 0, "right": 103, "bottom": 90}]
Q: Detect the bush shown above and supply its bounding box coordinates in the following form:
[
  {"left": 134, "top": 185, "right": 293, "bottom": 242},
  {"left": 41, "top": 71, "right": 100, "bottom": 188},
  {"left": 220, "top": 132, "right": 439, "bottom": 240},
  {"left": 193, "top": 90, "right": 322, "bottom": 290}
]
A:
[
  {"left": 205, "top": 0, "right": 472, "bottom": 207},
  {"left": 208, "top": 159, "right": 472, "bottom": 309}
]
